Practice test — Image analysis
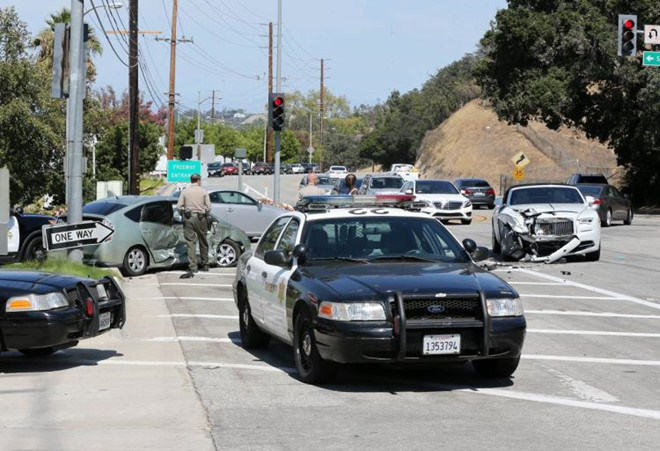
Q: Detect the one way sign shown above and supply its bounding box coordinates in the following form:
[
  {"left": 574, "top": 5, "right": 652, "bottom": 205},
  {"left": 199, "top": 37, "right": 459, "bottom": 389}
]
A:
[{"left": 42, "top": 221, "right": 115, "bottom": 251}]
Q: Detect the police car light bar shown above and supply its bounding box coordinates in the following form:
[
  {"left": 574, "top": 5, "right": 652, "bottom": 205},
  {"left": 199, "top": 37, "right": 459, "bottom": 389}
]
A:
[{"left": 296, "top": 194, "right": 424, "bottom": 213}]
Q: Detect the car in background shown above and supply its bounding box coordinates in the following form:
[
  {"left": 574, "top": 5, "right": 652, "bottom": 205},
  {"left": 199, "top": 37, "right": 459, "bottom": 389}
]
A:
[
  {"left": 289, "top": 163, "right": 304, "bottom": 174},
  {"left": 205, "top": 190, "right": 285, "bottom": 240},
  {"left": 390, "top": 163, "right": 420, "bottom": 181},
  {"left": 206, "top": 162, "right": 225, "bottom": 177},
  {"left": 332, "top": 176, "right": 363, "bottom": 194},
  {"left": 359, "top": 174, "right": 405, "bottom": 195},
  {"left": 281, "top": 163, "right": 293, "bottom": 174},
  {"left": 1, "top": 207, "right": 54, "bottom": 264},
  {"left": 0, "top": 271, "right": 125, "bottom": 356},
  {"left": 327, "top": 165, "right": 348, "bottom": 178},
  {"left": 300, "top": 163, "right": 315, "bottom": 173},
  {"left": 402, "top": 179, "right": 473, "bottom": 225},
  {"left": 454, "top": 178, "right": 496, "bottom": 209},
  {"left": 566, "top": 173, "right": 608, "bottom": 185},
  {"left": 222, "top": 162, "right": 239, "bottom": 175},
  {"left": 241, "top": 162, "right": 252, "bottom": 175},
  {"left": 298, "top": 174, "right": 336, "bottom": 194},
  {"left": 252, "top": 162, "right": 272, "bottom": 175},
  {"left": 55, "top": 196, "right": 251, "bottom": 276},
  {"left": 575, "top": 184, "right": 633, "bottom": 227}
]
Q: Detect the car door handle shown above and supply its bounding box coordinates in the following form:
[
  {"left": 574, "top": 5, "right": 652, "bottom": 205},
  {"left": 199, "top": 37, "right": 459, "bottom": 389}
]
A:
[
  {"left": 261, "top": 271, "right": 268, "bottom": 278},
  {"left": 226, "top": 208, "right": 235, "bottom": 213}
]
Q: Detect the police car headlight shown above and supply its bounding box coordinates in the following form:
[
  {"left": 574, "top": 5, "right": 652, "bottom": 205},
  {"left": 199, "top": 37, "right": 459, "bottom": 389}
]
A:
[
  {"left": 318, "top": 301, "right": 386, "bottom": 321},
  {"left": 6, "top": 293, "right": 69, "bottom": 312},
  {"left": 486, "top": 298, "right": 524, "bottom": 317}
]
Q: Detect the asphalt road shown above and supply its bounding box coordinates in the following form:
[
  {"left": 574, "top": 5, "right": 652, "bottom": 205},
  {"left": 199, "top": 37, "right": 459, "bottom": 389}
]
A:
[{"left": 163, "top": 174, "right": 660, "bottom": 449}]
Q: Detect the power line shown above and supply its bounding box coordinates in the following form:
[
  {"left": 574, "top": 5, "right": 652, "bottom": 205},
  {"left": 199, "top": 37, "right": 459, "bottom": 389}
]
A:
[{"left": 88, "top": 0, "right": 132, "bottom": 67}]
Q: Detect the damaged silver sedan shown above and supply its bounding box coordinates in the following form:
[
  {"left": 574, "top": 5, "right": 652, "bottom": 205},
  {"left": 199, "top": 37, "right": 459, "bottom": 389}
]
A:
[{"left": 492, "top": 184, "right": 601, "bottom": 263}]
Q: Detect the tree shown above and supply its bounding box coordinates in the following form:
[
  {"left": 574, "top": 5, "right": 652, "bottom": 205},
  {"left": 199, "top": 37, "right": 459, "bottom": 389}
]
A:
[{"left": 476, "top": 0, "right": 660, "bottom": 205}]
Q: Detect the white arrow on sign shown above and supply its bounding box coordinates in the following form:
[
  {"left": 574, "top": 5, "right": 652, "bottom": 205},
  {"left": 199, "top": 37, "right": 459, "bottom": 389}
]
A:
[{"left": 645, "top": 25, "right": 660, "bottom": 45}]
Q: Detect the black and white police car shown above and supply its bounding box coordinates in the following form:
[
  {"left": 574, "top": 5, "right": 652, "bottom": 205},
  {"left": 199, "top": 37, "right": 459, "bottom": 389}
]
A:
[{"left": 233, "top": 196, "right": 526, "bottom": 384}]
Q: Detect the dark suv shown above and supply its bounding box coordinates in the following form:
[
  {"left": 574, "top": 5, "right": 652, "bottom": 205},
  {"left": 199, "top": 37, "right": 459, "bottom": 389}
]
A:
[
  {"left": 454, "top": 178, "right": 496, "bottom": 209},
  {"left": 566, "top": 173, "right": 608, "bottom": 185}
]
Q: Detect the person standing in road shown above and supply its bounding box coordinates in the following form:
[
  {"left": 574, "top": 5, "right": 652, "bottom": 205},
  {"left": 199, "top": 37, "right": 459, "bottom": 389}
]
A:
[
  {"left": 297, "top": 172, "right": 327, "bottom": 201},
  {"left": 336, "top": 173, "right": 359, "bottom": 195},
  {"left": 177, "top": 173, "right": 212, "bottom": 279}
]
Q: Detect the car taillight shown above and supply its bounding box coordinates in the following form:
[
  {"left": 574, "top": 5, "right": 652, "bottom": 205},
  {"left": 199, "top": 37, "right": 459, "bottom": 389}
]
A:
[
  {"left": 486, "top": 188, "right": 495, "bottom": 195},
  {"left": 464, "top": 189, "right": 473, "bottom": 195},
  {"left": 593, "top": 198, "right": 602, "bottom": 205},
  {"left": 86, "top": 298, "right": 94, "bottom": 316}
]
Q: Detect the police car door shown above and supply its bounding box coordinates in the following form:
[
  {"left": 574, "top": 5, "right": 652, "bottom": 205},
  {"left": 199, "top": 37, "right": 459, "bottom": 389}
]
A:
[
  {"left": 246, "top": 216, "right": 291, "bottom": 327},
  {"left": 261, "top": 217, "right": 300, "bottom": 341},
  {"left": 7, "top": 215, "right": 19, "bottom": 253}
]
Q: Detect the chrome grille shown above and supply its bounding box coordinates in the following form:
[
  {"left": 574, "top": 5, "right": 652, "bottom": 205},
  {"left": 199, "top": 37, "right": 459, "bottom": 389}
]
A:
[
  {"left": 433, "top": 201, "right": 463, "bottom": 210},
  {"left": 402, "top": 298, "right": 482, "bottom": 320},
  {"left": 536, "top": 219, "right": 574, "bottom": 236}
]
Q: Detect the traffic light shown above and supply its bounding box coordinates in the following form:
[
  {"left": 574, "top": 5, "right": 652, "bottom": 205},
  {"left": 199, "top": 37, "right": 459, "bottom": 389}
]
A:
[
  {"left": 269, "top": 93, "right": 285, "bottom": 131},
  {"left": 179, "top": 145, "right": 193, "bottom": 160},
  {"left": 618, "top": 14, "right": 638, "bottom": 57}
]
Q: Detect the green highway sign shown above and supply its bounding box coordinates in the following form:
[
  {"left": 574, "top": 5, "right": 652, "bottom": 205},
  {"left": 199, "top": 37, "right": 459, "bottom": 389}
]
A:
[
  {"left": 642, "top": 51, "right": 660, "bottom": 67},
  {"left": 167, "top": 160, "right": 201, "bottom": 183}
]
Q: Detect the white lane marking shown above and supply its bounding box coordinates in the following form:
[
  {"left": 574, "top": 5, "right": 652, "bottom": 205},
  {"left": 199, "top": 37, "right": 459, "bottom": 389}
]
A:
[
  {"left": 147, "top": 336, "right": 241, "bottom": 344},
  {"left": 521, "top": 294, "right": 626, "bottom": 300},
  {"left": 157, "top": 314, "right": 239, "bottom": 319},
  {"left": 509, "top": 282, "right": 564, "bottom": 286},
  {"left": 165, "top": 271, "right": 235, "bottom": 276},
  {"left": 516, "top": 268, "right": 660, "bottom": 311},
  {"left": 459, "top": 388, "right": 660, "bottom": 421},
  {"left": 163, "top": 296, "right": 234, "bottom": 302},
  {"left": 526, "top": 309, "right": 660, "bottom": 320},
  {"left": 545, "top": 367, "right": 619, "bottom": 403},
  {"left": 528, "top": 328, "right": 660, "bottom": 338},
  {"left": 159, "top": 283, "right": 232, "bottom": 287},
  {"left": 523, "top": 354, "right": 660, "bottom": 366}
]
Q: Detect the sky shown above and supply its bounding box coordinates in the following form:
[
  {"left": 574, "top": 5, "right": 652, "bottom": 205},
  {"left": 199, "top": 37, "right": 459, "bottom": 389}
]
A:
[{"left": 4, "top": 0, "right": 508, "bottom": 115}]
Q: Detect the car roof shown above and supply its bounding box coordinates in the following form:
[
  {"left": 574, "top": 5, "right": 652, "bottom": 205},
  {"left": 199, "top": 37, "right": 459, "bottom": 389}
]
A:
[{"left": 92, "top": 195, "right": 172, "bottom": 206}]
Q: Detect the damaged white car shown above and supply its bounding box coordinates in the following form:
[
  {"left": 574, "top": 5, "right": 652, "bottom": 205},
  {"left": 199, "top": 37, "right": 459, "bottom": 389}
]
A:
[{"left": 492, "top": 184, "right": 601, "bottom": 263}]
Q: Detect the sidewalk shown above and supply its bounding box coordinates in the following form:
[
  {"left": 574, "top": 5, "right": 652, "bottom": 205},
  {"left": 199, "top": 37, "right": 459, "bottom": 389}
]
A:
[{"left": 0, "top": 274, "right": 214, "bottom": 450}]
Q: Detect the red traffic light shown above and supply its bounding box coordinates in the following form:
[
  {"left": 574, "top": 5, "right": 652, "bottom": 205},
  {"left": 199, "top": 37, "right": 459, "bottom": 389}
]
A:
[
  {"left": 624, "top": 19, "right": 635, "bottom": 29},
  {"left": 273, "top": 96, "right": 283, "bottom": 107}
]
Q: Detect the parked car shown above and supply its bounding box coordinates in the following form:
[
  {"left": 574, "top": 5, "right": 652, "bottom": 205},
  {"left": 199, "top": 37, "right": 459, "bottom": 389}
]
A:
[
  {"left": 390, "top": 163, "right": 420, "bottom": 181},
  {"left": 252, "top": 162, "right": 272, "bottom": 175},
  {"left": 327, "top": 165, "right": 348, "bottom": 178},
  {"left": 300, "top": 163, "right": 314, "bottom": 173},
  {"left": 221, "top": 162, "right": 239, "bottom": 175},
  {"left": 281, "top": 164, "right": 293, "bottom": 174},
  {"left": 492, "top": 184, "right": 601, "bottom": 262},
  {"left": 402, "top": 179, "right": 473, "bottom": 224},
  {"left": 454, "top": 178, "right": 496, "bottom": 209},
  {"left": 241, "top": 162, "right": 251, "bottom": 175},
  {"left": 358, "top": 174, "right": 405, "bottom": 195},
  {"left": 0, "top": 270, "right": 125, "bottom": 356},
  {"left": 290, "top": 163, "right": 304, "bottom": 174},
  {"left": 566, "top": 173, "right": 608, "bottom": 185},
  {"left": 1, "top": 207, "right": 54, "bottom": 264},
  {"left": 575, "top": 184, "right": 633, "bottom": 227},
  {"left": 298, "top": 174, "right": 335, "bottom": 194},
  {"left": 206, "top": 162, "right": 225, "bottom": 177},
  {"left": 54, "top": 196, "right": 251, "bottom": 276}
]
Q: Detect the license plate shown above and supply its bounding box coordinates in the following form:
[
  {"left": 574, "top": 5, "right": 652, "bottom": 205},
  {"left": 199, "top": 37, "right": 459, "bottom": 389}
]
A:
[
  {"left": 474, "top": 192, "right": 485, "bottom": 197},
  {"left": 423, "top": 334, "right": 461, "bottom": 355},
  {"left": 99, "top": 312, "right": 112, "bottom": 330}
]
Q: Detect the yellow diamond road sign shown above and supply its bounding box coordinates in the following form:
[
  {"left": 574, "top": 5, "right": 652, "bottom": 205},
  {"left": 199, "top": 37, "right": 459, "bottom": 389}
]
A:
[
  {"left": 513, "top": 168, "right": 525, "bottom": 181},
  {"left": 511, "top": 152, "right": 530, "bottom": 169}
]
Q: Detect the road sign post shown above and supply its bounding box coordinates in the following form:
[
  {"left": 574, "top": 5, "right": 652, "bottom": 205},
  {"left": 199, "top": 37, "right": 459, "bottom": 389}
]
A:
[{"left": 42, "top": 221, "right": 115, "bottom": 251}]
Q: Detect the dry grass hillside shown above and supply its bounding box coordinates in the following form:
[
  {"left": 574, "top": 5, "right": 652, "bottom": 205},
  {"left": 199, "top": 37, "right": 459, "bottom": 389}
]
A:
[{"left": 415, "top": 100, "right": 619, "bottom": 193}]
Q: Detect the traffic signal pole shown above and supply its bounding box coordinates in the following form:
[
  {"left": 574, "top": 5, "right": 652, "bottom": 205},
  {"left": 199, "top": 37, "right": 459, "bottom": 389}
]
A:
[{"left": 274, "top": 0, "right": 282, "bottom": 204}]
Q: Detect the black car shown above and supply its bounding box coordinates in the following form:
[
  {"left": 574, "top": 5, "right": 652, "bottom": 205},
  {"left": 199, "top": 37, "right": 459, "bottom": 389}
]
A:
[
  {"left": 0, "top": 271, "right": 126, "bottom": 356},
  {"left": 233, "top": 201, "right": 526, "bottom": 384},
  {"left": 241, "top": 162, "right": 251, "bottom": 175},
  {"left": 454, "top": 178, "right": 496, "bottom": 209},
  {"left": 576, "top": 183, "right": 633, "bottom": 226},
  {"left": 1, "top": 208, "right": 54, "bottom": 264},
  {"left": 207, "top": 162, "right": 225, "bottom": 177}
]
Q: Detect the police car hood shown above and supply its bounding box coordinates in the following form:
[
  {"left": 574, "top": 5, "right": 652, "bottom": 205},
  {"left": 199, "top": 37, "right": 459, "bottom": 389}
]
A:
[
  {"left": 0, "top": 270, "right": 90, "bottom": 299},
  {"left": 304, "top": 262, "right": 514, "bottom": 299}
]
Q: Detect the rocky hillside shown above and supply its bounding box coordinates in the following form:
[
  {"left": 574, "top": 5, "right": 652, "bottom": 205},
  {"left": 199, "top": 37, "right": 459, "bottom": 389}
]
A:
[{"left": 415, "top": 100, "right": 619, "bottom": 193}]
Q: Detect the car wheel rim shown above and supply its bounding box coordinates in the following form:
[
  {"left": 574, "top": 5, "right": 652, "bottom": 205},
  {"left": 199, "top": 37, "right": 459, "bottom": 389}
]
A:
[
  {"left": 129, "top": 249, "right": 145, "bottom": 272},
  {"left": 242, "top": 303, "right": 249, "bottom": 329},
  {"left": 297, "top": 324, "right": 313, "bottom": 372},
  {"left": 607, "top": 211, "right": 612, "bottom": 226},
  {"left": 217, "top": 244, "right": 236, "bottom": 266}
]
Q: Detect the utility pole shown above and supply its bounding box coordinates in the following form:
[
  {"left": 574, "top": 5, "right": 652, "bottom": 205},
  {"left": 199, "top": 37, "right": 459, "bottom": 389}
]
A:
[
  {"left": 211, "top": 89, "right": 215, "bottom": 120},
  {"left": 309, "top": 113, "right": 313, "bottom": 164},
  {"left": 319, "top": 58, "right": 325, "bottom": 172},
  {"left": 166, "top": 0, "right": 178, "bottom": 160},
  {"left": 128, "top": 0, "right": 139, "bottom": 195},
  {"left": 68, "top": 0, "right": 85, "bottom": 262},
  {"left": 267, "top": 21, "right": 273, "bottom": 163},
  {"left": 274, "top": 1, "right": 282, "bottom": 204}
]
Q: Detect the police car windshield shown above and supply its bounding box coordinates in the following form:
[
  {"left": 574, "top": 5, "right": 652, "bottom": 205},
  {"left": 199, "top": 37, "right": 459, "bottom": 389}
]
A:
[{"left": 303, "top": 216, "right": 469, "bottom": 263}]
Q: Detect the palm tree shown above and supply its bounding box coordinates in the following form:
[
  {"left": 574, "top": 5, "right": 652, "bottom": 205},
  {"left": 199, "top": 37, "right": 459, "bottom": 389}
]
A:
[{"left": 31, "top": 8, "right": 103, "bottom": 82}]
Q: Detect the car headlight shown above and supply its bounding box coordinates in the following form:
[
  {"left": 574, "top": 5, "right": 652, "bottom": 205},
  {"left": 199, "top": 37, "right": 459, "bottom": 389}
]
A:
[
  {"left": 486, "top": 298, "right": 524, "bottom": 317},
  {"left": 578, "top": 217, "right": 594, "bottom": 225},
  {"left": 318, "top": 301, "right": 386, "bottom": 321},
  {"left": 6, "top": 293, "right": 69, "bottom": 312},
  {"left": 463, "top": 200, "right": 472, "bottom": 208}
]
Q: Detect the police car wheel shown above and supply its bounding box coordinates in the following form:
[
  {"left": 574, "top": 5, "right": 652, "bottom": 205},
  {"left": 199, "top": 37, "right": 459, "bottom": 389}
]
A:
[
  {"left": 23, "top": 237, "right": 47, "bottom": 262},
  {"left": 293, "top": 310, "right": 337, "bottom": 384},
  {"left": 472, "top": 356, "right": 520, "bottom": 378},
  {"left": 238, "top": 289, "right": 269, "bottom": 348},
  {"left": 217, "top": 241, "right": 240, "bottom": 267}
]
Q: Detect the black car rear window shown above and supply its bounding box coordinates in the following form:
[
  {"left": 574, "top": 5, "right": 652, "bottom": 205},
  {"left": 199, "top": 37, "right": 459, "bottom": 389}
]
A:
[
  {"left": 460, "top": 179, "right": 490, "bottom": 187},
  {"left": 577, "top": 185, "right": 604, "bottom": 196},
  {"left": 83, "top": 201, "right": 128, "bottom": 216}
]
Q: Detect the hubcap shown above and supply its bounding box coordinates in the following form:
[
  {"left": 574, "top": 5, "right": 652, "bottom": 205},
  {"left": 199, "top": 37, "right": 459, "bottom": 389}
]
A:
[
  {"left": 217, "top": 244, "right": 236, "bottom": 266},
  {"left": 129, "top": 249, "right": 145, "bottom": 272},
  {"left": 302, "top": 333, "right": 312, "bottom": 356},
  {"left": 242, "top": 305, "right": 249, "bottom": 327}
]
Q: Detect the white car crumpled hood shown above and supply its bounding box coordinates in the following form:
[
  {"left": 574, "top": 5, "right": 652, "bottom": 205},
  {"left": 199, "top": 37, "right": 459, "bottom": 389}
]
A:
[{"left": 508, "top": 203, "right": 589, "bottom": 217}]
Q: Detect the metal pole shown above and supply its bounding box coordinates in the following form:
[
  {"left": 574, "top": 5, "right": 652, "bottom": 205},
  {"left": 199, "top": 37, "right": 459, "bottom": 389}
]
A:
[
  {"left": 129, "top": 0, "right": 139, "bottom": 194},
  {"left": 68, "top": 0, "right": 85, "bottom": 262},
  {"left": 92, "top": 136, "right": 96, "bottom": 177},
  {"left": 197, "top": 91, "right": 201, "bottom": 160},
  {"left": 309, "top": 113, "right": 313, "bottom": 164},
  {"left": 274, "top": 131, "right": 281, "bottom": 204},
  {"left": 319, "top": 58, "right": 324, "bottom": 172},
  {"left": 166, "top": 0, "right": 178, "bottom": 160},
  {"left": 273, "top": 4, "right": 282, "bottom": 204},
  {"left": 267, "top": 22, "right": 273, "bottom": 163},
  {"left": 238, "top": 160, "right": 243, "bottom": 192}
]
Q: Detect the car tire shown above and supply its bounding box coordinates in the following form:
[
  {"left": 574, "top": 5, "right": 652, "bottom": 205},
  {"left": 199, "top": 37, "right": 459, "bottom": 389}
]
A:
[
  {"left": 472, "top": 356, "right": 520, "bottom": 378},
  {"left": 121, "top": 246, "right": 148, "bottom": 277},
  {"left": 293, "top": 309, "right": 337, "bottom": 384},
  {"left": 624, "top": 207, "right": 633, "bottom": 225},
  {"left": 585, "top": 246, "right": 601, "bottom": 261},
  {"left": 216, "top": 240, "right": 241, "bottom": 267},
  {"left": 603, "top": 209, "right": 612, "bottom": 227},
  {"left": 238, "top": 288, "right": 269, "bottom": 349},
  {"left": 461, "top": 219, "right": 472, "bottom": 225},
  {"left": 492, "top": 231, "right": 501, "bottom": 254},
  {"left": 22, "top": 237, "right": 47, "bottom": 262},
  {"left": 19, "top": 347, "right": 57, "bottom": 357}
]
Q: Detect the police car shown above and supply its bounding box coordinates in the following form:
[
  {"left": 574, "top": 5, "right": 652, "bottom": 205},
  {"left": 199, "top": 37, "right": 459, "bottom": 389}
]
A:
[{"left": 233, "top": 196, "right": 526, "bottom": 384}]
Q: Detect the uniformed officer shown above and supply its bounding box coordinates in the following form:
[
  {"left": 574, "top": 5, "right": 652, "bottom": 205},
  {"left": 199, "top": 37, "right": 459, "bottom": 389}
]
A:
[
  {"left": 176, "top": 173, "right": 212, "bottom": 278},
  {"left": 297, "top": 172, "right": 327, "bottom": 201}
]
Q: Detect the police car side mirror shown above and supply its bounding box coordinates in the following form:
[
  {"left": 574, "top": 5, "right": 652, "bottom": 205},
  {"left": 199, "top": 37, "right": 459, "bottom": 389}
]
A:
[
  {"left": 462, "top": 239, "right": 477, "bottom": 253},
  {"left": 264, "top": 250, "right": 291, "bottom": 268},
  {"left": 292, "top": 244, "right": 308, "bottom": 258},
  {"left": 463, "top": 238, "right": 489, "bottom": 262},
  {"left": 404, "top": 188, "right": 413, "bottom": 195}
]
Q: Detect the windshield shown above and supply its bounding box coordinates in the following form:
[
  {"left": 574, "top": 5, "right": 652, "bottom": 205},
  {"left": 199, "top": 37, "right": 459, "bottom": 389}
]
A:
[
  {"left": 83, "top": 200, "right": 128, "bottom": 216},
  {"left": 371, "top": 177, "right": 404, "bottom": 189},
  {"left": 415, "top": 180, "right": 458, "bottom": 194},
  {"left": 330, "top": 166, "right": 346, "bottom": 171},
  {"left": 302, "top": 216, "right": 469, "bottom": 263},
  {"left": 509, "top": 187, "right": 585, "bottom": 205},
  {"left": 317, "top": 176, "right": 333, "bottom": 185},
  {"left": 577, "top": 185, "right": 604, "bottom": 197}
]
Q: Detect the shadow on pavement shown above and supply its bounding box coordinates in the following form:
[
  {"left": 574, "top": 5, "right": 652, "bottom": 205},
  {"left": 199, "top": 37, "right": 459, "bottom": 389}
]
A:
[{"left": 0, "top": 348, "right": 123, "bottom": 374}]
